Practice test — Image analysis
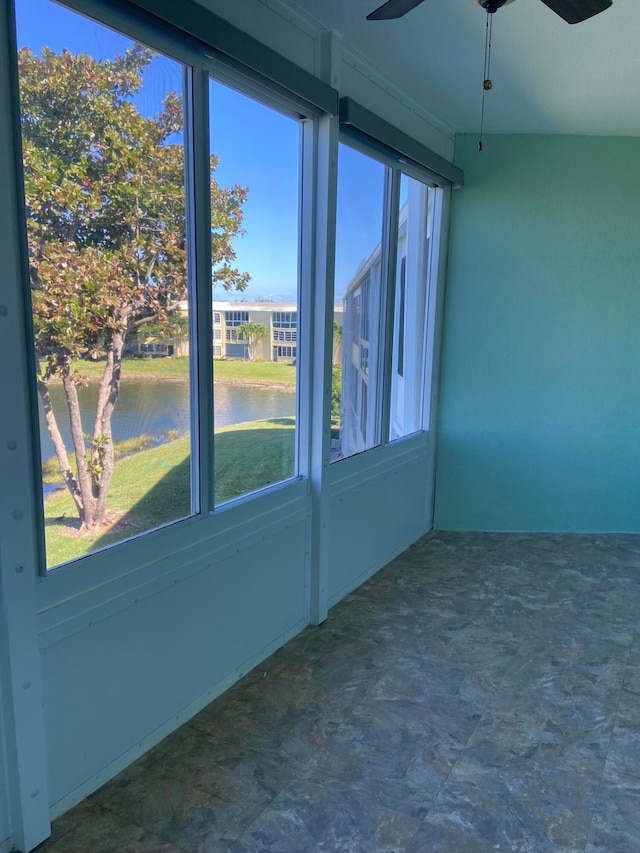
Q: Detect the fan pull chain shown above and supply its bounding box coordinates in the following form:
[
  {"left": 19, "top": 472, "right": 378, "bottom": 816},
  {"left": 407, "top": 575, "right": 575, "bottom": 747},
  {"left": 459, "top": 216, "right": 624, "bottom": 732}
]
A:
[{"left": 479, "top": 9, "right": 493, "bottom": 152}]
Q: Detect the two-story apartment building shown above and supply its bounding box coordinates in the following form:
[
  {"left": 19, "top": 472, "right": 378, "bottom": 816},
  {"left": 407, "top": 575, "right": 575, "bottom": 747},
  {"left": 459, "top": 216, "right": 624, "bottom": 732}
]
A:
[{"left": 213, "top": 302, "right": 301, "bottom": 363}]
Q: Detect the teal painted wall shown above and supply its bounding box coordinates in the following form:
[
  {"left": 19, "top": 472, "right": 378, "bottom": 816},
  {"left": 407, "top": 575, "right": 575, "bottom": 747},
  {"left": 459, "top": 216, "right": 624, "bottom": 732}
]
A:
[{"left": 435, "top": 135, "right": 640, "bottom": 532}]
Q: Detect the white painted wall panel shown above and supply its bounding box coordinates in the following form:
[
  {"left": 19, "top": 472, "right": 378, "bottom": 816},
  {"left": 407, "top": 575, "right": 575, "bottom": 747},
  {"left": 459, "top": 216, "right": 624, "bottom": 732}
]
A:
[
  {"left": 40, "top": 516, "right": 309, "bottom": 809},
  {"left": 327, "top": 440, "right": 431, "bottom": 605}
]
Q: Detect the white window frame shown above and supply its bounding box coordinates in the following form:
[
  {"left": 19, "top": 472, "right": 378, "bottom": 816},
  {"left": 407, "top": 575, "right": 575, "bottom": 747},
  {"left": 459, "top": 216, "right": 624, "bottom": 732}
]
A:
[
  {"left": 332, "top": 135, "right": 448, "bottom": 465},
  {"left": 9, "top": 0, "right": 317, "bottom": 598}
]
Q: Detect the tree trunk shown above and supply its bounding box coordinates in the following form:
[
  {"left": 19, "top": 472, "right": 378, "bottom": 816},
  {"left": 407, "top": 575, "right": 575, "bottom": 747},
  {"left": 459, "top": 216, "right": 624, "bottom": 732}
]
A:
[
  {"left": 37, "top": 377, "right": 85, "bottom": 519},
  {"left": 91, "top": 325, "right": 125, "bottom": 527},
  {"left": 61, "top": 363, "right": 98, "bottom": 530}
]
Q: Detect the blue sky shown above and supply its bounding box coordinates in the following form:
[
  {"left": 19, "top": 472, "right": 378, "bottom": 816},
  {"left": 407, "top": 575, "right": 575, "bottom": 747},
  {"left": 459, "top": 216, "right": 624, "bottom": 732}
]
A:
[{"left": 15, "top": 0, "right": 382, "bottom": 303}]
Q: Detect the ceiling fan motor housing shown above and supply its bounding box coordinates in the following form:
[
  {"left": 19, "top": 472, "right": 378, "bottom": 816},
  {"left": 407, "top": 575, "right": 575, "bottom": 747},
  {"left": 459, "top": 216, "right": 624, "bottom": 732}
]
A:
[{"left": 469, "top": 0, "right": 517, "bottom": 11}]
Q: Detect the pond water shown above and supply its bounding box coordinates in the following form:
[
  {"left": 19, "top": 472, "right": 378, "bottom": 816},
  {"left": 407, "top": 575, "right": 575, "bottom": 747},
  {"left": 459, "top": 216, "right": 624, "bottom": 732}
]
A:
[{"left": 38, "top": 379, "right": 295, "bottom": 461}]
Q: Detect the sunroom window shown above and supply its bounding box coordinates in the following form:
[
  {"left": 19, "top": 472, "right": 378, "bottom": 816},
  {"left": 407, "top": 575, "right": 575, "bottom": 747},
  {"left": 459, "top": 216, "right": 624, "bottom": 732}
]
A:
[
  {"left": 209, "top": 77, "right": 301, "bottom": 505},
  {"left": 389, "top": 173, "right": 436, "bottom": 442},
  {"left": 14, "top": 0, "right": 305, "bottom": 569},
  {"left": 331, "top": 143, "right": 386, "bottom": 461},
  {"left": 331, "top": 143, "right": 442, "bottom": 462},
  {"left": 16, "top": 0, "right": 195, "bottom": 569}
]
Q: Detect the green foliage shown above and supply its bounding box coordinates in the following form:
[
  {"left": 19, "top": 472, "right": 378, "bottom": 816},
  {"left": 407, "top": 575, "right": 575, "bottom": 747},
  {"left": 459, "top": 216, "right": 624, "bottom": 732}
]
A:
[
  {"left": 332, "top": 319, "right": 343, "bottom": 365},
  {"left": 237, "top": 321, "right": 269, "bottom": 361},
  {"left": 19, "top": 44, "right": 248, "bottom": 373},
  {"left": 331, "top": 366, "right": 342, "bottom": 421},
  {"left": 238, "top": 322, "right": 269, "bottom": 339},
  {"left": 138, "top": 310, "right": 188, "bottom": 340}
]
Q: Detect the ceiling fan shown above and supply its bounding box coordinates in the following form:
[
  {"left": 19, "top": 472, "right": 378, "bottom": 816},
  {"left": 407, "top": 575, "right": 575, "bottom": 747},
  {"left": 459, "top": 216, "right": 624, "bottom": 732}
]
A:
[{"left": 366, "top": 0, "right": 612, "bottom": 24}]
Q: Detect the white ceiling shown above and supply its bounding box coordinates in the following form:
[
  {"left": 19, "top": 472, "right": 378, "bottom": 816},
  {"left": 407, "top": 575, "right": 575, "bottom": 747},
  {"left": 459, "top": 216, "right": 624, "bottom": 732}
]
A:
[{"left": 287, "top": 0, "right": 640, "bottom": 136}]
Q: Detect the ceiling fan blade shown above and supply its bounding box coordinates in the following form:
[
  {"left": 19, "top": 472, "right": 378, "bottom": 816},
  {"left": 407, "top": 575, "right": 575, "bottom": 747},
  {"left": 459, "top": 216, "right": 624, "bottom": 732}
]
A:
[
  {"left": 366, "top": 0, "right": 428, "bottom": 21},
  {"left": 538, "top": 0, "right": 612, "bottom": 24}
]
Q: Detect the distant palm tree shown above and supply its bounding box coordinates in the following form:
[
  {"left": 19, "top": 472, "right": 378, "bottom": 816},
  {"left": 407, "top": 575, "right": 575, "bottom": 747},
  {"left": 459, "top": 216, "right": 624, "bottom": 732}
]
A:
[{"left": 238, "top": 322, "right": 269, "bottom": 361}]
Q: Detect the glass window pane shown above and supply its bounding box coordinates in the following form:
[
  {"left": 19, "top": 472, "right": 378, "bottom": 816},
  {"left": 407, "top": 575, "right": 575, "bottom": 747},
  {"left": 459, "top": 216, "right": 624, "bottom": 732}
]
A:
[
  {"left": 331, "top": 144, "right": 386, "bottom": 462},
  {"left": 208, "top": 78, "right": 300, "bottom": 505},
  {"left": 390, "top": 174, "right": 434, "bottom": 441},
  {"left": 16, "top": 0, "right": 194, "bottom": 569}
]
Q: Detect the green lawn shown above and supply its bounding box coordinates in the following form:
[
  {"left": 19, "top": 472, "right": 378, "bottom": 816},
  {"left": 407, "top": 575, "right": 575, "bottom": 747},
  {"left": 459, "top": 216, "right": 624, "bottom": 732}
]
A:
[
  {"left": 45, "top": 357, "right": 191, "bottom": 381},
  {"left": 43, "top": 417, "right": 296, "bottom": 567},
  {"left": 45, "top": 357, "right": 296, "bottom": 387},
  {"left": 213, "top": 360, "right": 296, "bottom": 387}
]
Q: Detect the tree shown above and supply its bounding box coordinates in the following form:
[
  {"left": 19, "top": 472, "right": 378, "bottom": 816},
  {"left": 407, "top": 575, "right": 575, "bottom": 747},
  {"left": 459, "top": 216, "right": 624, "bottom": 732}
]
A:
[
  {"left": 137, "top": 310, "right": 189, "bottom": 355},
  {"left": 331, "top": 366, "right": 342, "bottom": 422},
  {"left": 237, "top": 322, "right": 269, "bottom": 362},
  {"left": 332, "top": 319, "right": 343, "bottom": 366},
  {"left": 20, "top": 44, "right": 249, "bottom": 531}
]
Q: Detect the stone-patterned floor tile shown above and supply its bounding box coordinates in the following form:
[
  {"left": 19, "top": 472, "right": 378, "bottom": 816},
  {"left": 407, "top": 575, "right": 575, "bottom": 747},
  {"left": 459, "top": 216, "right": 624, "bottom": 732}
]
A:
[
  {"left": 603, "top": 731, "right": 640, "bottom": 780},
  {"left": 407, "top": 769, "right": 592, "bottom": 852},
  {"left": 34, "top": 799, "right": 100, "bottom": 851},
  {"left": 228, "top": 777, "right": 423, "bottom": 853},
  {"left": 41, "top": 532, "right": 640, "bottom": 852},
  {"left": 34, "top": 801, "right": 184, "bottom": 853},
  {"left": 102, "top": 731, "right": 292, "bottom": 852},
  {"left": 461, "top": 709, "right": 611, "bottom": 780},
  {"left": 603, "top": 685, "right": 640, "bottom": 780},
  {"left": 489, "top": 655, "right": 626, "bottom": 732},
  {"left": 585, "top": 771, "right": 640, "bottom": 852},
  {"left": 91, "top": 724, "right": 194, "bottom": 806},
  {"left": 294, "top": 693, "right": 482, "bottom": 818},
  {"left": 627, "top": 633, "right": 640, "bottom": 666},
  {"left": 621, "top": 663, "right": 640, "bottom": 694},
  {"left": 190, "top": 657, "right": 372, "bottom": 763},
  {"left": 368, "top": 651, "right": 471, "bottom": 700}
]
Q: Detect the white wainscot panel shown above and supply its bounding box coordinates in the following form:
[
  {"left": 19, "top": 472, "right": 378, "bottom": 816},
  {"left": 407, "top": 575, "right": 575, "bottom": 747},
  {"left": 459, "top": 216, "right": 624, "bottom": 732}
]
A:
[
  {"left": 327, "top": 439, "right": 431, "bottom": 605},
  {"left": 40, "top": 515, "right": 309, "bottom": 812}
]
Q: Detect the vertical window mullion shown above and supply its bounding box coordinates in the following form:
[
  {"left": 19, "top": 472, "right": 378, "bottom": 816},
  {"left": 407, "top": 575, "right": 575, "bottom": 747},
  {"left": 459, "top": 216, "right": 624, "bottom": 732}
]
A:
[
  {"left": 422, "top": 187, "right": 448, "bottom": 432},
  {"left": 187, "top": 66, "right": 214, "bottom": 513},
  {"left": 309, "top": 113, "right": 338, "bottom": 623},
  {"left": 297, "top": 119, "right": 315, "bottom": 483},
  {"left": 379, "top": 168, "right": 401, "bottom": 447}
]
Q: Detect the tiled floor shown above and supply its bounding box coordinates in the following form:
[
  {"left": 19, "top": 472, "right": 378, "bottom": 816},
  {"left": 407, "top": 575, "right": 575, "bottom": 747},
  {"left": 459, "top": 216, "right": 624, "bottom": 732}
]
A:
[{"left": 36, "top": 532, "right": 640, "bottom": 852}]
